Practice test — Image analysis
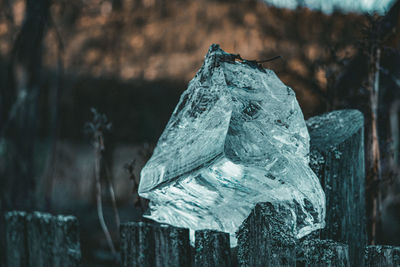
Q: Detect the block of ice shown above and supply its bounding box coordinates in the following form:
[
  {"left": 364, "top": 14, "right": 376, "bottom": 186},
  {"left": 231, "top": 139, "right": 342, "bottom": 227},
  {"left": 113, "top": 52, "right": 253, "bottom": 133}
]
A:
[{"left": 138, "top": 44, "right": 325, "bottom": 246}]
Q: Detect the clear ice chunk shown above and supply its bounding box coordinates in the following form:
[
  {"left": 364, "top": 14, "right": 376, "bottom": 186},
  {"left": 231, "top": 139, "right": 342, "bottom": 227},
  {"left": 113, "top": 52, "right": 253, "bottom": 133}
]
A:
[{"left": 138, "top": 44, "right": 325, "bottom": 246}]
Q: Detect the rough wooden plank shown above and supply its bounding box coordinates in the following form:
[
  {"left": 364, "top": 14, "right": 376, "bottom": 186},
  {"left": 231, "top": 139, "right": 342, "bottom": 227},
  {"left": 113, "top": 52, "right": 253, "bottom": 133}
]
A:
[
  {"left": 120, "top": 222, "right": 191, "bottom": 267},
  {"left": 307, "top": 109, "right": 366, "bottom": 267},
  {"left": 365, "top": 245, "right": 400, "bottom": 267},
  {"left": 120, "top": 222, "right": 155, "bottom": 267},
  {"left": 27, "top": 212, "right": 55, "bottom": 267},
  {"left": 194, "top": 229, "right": 231, "bottom": 267},
  {"left": 53, "top": 215, "right": 81, "bottom": 267},
  {"left": 6, "top": 211, "right": 81, "bottom": 267},
  {"left": 5, "top": 211, "right": 29, "bottom": 267},
  {"left": 296, "top": 239, "right": 349, "bottom": 267},
  {"left": 236, "top": 202, "right": 296, "bottom": 267},
  {"left": 154, "top": 224, "right": 191, "bottom": 267}
]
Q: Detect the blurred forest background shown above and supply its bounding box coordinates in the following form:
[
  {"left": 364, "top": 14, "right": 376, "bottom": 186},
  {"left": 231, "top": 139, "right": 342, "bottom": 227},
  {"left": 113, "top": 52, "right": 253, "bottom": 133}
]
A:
[{"left": 0, "top": 0, "right": 400, "bottom": 265}]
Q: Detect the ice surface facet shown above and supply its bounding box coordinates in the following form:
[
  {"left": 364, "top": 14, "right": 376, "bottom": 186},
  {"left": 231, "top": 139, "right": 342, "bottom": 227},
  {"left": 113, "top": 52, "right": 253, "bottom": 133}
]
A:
[{"left": 138, "top": 44, "right": 325, "bottom": 246}]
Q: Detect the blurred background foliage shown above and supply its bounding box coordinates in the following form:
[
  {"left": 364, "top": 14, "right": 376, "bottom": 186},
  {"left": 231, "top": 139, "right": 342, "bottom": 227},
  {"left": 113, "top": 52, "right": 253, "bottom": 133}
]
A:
[{"left": 0, "top": 0, "right": 399, "bottom": 265}]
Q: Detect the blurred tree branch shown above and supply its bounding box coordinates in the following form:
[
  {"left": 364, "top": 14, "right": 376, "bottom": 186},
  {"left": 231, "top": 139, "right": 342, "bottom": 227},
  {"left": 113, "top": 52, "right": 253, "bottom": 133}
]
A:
[
  {"left": 1, "top": 0, "right": 51, "bottom": 211},
  {"left": 85, "top": 108, "right": 119, "bottom": 262},
  {"left": 0, "top": 0, "right": 50, "bottom": 265},
  {"left": 329, "top": 0, "right": 400, "bottom": 244}
]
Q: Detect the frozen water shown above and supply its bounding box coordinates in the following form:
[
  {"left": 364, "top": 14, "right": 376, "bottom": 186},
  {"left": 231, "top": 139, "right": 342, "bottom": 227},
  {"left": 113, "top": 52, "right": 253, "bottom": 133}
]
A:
[{"left": 138, "top": 44, "right": 325, "bottom": 246}]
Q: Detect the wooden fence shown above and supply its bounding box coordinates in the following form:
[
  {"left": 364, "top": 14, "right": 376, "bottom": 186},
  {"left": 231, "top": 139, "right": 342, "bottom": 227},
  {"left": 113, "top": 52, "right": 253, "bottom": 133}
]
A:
[
  {"left": 4, "top": 110, "right": 400, "bottom": 266},
  {"left": 5, "top": 211, "right": 81, "bottom": 267}
]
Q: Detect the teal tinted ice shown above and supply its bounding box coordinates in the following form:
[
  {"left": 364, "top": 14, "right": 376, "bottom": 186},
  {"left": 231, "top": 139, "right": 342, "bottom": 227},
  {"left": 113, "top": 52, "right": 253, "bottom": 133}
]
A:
[{"left": 139, "top": 45, "right": 326, "bottom": 246}]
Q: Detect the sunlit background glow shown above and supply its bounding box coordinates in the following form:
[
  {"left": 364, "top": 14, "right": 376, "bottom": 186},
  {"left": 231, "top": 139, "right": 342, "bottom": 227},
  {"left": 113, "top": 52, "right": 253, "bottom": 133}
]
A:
[{"left": 263, "top": 0, "right": 396, "bottom": 14}]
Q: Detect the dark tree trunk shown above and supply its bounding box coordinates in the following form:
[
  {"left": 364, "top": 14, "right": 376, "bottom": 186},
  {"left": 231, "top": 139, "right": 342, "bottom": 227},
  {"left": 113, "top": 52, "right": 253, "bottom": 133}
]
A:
[
  {"left": 5, "top": 0, "right": 50, "bottom": 209},
  {"left": 365, "top": 41, "right": 382, "bottom": 245},
  {"left": 0, "top": 1, "right": 50, "bottom": 265}
]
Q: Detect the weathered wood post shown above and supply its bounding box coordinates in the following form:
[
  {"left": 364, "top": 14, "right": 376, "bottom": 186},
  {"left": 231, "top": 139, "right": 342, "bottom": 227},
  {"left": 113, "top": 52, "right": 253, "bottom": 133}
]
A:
[
  {"left": 153, "top": 224, "right": 191, "bottom": 267},
  {"left": 5, "top": 211, "right": 81, "bottom": 267},
  {"left": 120, "top": 221, "right": 191, "bottom": 267},
  {"left": 194, "top": 230, "right": 231, "bottom": 267},
  {"left": 307, "top": 109, "right": 366, "bottom": 267},
  {"left": 53, "top": 215, "right": 81, "bottom": 267},
  {"left": 5, "top": 211, "right": 29, "bottom": 267},
  {"left": 296, "top": 239, "right": 350, "bottom": 267},
  {"left": 236, "top": 202, "right": 296, "bottom": 267},
  {"left": 27, "top": 212, "right": 55, "bottom": 267},
  {"left": 120, "top": 222, "right": 155, "bottom": 267},
  {"left": 365, "top": 245, "right": 400, "bottom": 267}
]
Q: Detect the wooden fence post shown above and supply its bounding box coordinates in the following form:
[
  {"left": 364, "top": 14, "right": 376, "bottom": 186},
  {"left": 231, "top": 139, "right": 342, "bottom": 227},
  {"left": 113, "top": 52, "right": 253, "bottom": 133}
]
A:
[
  {"left": 153, "top": 224, "right": 191, "bottom": 267},
  {"left": 5, "top": 211, "right": 81, "bottom": 267},
  {"left": 120, "top": 222, "right": 155, "bottom": 267},
  {"left": 236, "top": 202, "right": 296, "bottom": 267},
  {"left": 365, "top": 245, "right": 400, "bottom": 267},
  {"left": 120, "top": 222, "right": 190, "bottom": 267},
  {"left": 296, "top": 239, "right": 349, "bottom": 266},
  {"left": 307, "top": 109, "right": 366, "bottom": 267},
  {"left": 194, "top": 230, "right": 231, "bottom": 267},
  {"left": 27, "top": 212, "right": 55, "bottom": 267},
  {"left": 5, "top": 211, "right": 28, "bottom": 267},
  {"left": 53, "top": 215, "right": 81, "bottom": 267}
]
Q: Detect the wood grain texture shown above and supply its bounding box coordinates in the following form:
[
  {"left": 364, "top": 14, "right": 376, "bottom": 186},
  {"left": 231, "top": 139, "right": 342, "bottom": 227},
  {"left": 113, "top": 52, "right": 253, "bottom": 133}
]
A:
[
  {"left": 236, "top": 202, "right": 296, "bottom": 267},
  {"left": 365, "top": 245, "right": 400, "bottom": 267},
  {"left": 194, "top": 230, "right": 231, "bottom": 267},
  {"left": 5, "top": 211, "right": 28, "bottom": 267},
  {"left": 297, "top": 239, "right": 349, "bottom": 267},
  {"left": 120, "top": 222, "right": 190, "bottom": 267},
  {"left": 307, "top": 109, "right": 366, "bottom": 267},
  {"left": 5, "top": 211, "right": 81, "bottom": 267}
]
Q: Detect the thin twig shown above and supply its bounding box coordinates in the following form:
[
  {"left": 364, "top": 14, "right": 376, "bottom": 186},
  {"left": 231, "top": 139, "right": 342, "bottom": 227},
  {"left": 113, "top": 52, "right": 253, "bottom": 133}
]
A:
[
  {"left": 86, "top": 109, "right": 117, "bottom": 259},
  {"left": 94, "top": 135, "right": 117, "bottom": 257},
  {"left": 256, "top": 55, "right": 282, "bottom": 63},
  {"left": 105, "top": 164, "right": 121, "bottom": 232}
]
